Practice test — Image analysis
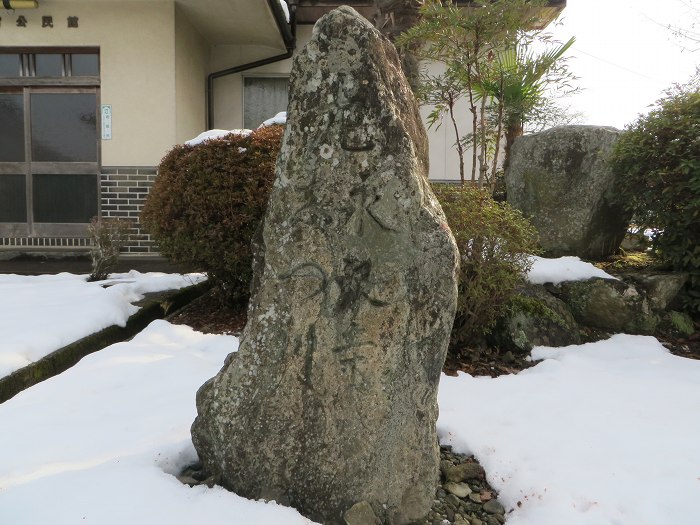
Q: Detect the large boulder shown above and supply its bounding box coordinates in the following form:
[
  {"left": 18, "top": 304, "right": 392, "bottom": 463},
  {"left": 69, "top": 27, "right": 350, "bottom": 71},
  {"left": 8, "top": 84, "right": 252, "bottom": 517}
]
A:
[
  {"left": 506, "top": 125, "right": 629, "bottom": 260},
  {"left": 191, "top": 7, "right": 459, "bottom": 525}
]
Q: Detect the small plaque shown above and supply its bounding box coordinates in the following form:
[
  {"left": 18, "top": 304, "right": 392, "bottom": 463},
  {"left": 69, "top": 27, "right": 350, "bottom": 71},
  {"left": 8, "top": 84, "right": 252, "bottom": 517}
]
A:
[{"left": 101, "top": 104, "right": 112, "bottom": 140}]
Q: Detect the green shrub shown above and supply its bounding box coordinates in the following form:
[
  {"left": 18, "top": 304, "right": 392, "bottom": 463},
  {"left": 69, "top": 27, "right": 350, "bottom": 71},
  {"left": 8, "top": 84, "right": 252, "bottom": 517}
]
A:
[
  {"left": 141, "top": 126, "right": 284, "bottom": 305},
  {"left": 611, "top": 74, "right": 700, "bottom": 314},
  {"left": 432, "top": 183, "right": 539, "bottom": 349}
]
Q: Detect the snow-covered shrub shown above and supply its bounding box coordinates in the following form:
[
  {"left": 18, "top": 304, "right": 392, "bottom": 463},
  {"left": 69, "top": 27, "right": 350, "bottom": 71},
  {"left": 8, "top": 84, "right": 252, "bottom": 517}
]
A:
[
  {"left": 432, "top": 183, "right": 539, "bottom": 349},
  {"left": 88, "top": 217, "right": 129, "bottom": 281},
  {"left": 611, "top": 74, "right": 700, "bottom": 314},
  {"left": 141, "top": 125, "right": 283, "bottom": 305}
]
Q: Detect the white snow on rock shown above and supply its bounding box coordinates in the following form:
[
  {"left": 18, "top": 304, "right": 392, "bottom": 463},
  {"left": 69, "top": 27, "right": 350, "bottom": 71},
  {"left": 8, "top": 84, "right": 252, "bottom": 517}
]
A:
[
  {"left": 258, "top": 111, "right": 287, "bottom": 128},
  {"left": 527, "top": 255, "right": 616, "bottom": 285},
  {"left": 185, "top": 129, "right": 252, "bottom": 146}
]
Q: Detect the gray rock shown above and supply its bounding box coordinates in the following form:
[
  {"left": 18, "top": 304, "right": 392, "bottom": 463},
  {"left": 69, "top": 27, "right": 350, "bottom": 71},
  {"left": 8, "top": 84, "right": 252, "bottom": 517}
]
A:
[
  {"left": 558, "top": 277, "right": 658, "bottom": 334},
  {"left": 444, "top": 481, "right": 472, "bottom": 498},
  {"left": 493, "top": 283, "right": 580, "bottom": 351},
  {"left": 175, "top": 474, "right": 199, "bottom": 487},
  {"left": 506, "top": 125, "right": 629, "bottom": 260},
  {"left": 443, "top": 462, "right": 486, "bottom": 482},
  {"left": 482, "top": 499, "right": 505, "bottom": 515},
  {"left": 468, "top": 493, "right": 483, "bottom": 504},
  {"left": 622, "top": 272, "right": 688, "bottom": 311},
  {"left": 344, "top": 501, "right": 381, "bottom": 525},
  {"left": 190, "top": 7, "right": 459, "bottom": 525},
  {"left": 445, "top": 494, "right": 461, "bottom": 510}
]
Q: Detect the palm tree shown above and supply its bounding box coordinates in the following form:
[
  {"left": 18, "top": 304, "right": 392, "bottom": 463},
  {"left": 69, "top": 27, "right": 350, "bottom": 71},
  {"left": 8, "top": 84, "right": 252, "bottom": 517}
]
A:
[{"left": 474, "top": 35, "right": 576, "bottom": 175}]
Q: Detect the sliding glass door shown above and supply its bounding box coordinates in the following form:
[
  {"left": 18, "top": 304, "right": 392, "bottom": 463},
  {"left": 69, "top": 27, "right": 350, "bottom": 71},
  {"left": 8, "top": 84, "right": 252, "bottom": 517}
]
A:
[{"left": 0, "top": 87, "right": 99, "bottom": 237}]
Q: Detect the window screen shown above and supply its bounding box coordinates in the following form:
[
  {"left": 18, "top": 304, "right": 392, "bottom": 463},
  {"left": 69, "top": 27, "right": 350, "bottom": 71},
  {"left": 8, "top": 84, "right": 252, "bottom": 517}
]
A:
[
  {"left": 31, "top": 93, "right": 97, "bottom": 162},
  {"left": 244, "top": 77, "right": 288, "bottom": 129},
  {"left": 0, "top": 54, "right": 21, "bottom": 76},
  {"left": 71, "top": 54, "right": 99, "bottom": 76},
  {"left": 35, "top": 54, "right": 64, "bottom": 77}
]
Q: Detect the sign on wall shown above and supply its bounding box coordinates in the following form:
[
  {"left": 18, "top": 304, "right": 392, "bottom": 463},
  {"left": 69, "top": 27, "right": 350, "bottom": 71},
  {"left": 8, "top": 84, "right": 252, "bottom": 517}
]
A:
[{"left": 101, "top": 104, "right": 112, "bottom": 140}]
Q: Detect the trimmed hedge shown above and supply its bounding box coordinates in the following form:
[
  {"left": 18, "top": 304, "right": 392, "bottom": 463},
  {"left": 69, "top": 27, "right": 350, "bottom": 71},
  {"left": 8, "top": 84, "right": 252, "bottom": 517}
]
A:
[{"left": 141, "top": 126, "right": 284, "bottom": 305}]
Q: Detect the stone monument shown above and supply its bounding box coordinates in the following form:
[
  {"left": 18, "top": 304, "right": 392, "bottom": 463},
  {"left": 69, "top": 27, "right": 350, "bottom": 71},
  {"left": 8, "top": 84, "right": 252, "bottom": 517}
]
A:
[{"left": 191, "top": 7, "right": 459, "bottom": 524}]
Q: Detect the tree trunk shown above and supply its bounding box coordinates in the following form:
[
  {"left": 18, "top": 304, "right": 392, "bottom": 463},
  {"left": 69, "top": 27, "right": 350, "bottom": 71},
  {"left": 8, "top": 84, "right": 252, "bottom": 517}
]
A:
[
  {"left": 447, "top": 93, "right": 465, "bottom": 185},
  {"left": 503, "top": 120, "right": 524, "bottom": 174},
  {"left": 373, "top": 1, "right": 423, "bottom": 90}
]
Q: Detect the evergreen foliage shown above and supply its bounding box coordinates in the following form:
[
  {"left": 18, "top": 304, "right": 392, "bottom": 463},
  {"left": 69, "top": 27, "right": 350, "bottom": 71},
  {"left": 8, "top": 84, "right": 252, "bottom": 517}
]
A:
[
  {"left": 141, "top": 126, "right": 283, "bottom": 305},
  {"left": 611, "top": 73, "right": 700, "bottom": 314},
  {"left": 432, "top": 183, "right": 539, "bottom": 349}
]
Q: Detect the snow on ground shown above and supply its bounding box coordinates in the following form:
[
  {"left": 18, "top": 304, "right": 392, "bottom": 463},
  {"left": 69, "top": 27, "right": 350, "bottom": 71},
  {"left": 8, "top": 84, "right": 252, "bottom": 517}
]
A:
[
  {"left": 439, "top": 335, "right": 700, "bottom": 525},
  {"left": 527, "top": 255, "right": 616, "bottom": 284},
  {"left": 0, "top": 271, "right": 205, "bottom": 379},
  {"left": 0, "top": 321, "right": 316, "bottom": 525},
  {"left": 1, "top": 261, "right": 698, "bottom": 525}
]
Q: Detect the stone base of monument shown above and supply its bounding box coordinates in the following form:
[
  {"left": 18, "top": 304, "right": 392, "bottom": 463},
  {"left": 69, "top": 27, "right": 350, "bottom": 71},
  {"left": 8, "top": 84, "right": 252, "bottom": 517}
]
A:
[{"left": 177, "top": 446, "right": 508, "bottom": 525}]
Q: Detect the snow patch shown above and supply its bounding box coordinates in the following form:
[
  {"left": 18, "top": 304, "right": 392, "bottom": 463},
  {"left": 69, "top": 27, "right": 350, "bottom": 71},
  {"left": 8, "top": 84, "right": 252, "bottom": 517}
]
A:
[{"left": 527, "top": 255, "right": 616, "bottom": 285}]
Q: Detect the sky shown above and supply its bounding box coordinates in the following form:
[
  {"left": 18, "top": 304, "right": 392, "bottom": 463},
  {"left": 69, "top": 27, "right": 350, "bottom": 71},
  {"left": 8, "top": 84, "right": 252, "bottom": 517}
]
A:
[{"left": 546, "top": 0, "right": 699, "bottom": 129}]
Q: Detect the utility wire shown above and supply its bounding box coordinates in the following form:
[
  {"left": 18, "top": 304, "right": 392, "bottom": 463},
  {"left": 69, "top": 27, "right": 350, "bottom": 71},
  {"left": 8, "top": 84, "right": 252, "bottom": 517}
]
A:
[{"left": 571, "top": 47, "right": 662, "bottom": 82}]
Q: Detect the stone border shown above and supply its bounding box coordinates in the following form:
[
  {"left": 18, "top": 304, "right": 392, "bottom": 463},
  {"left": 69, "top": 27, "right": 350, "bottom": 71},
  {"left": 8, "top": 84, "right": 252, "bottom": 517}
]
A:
[{"left": 0, "top": 281, "right": 210, "bottom": 404}]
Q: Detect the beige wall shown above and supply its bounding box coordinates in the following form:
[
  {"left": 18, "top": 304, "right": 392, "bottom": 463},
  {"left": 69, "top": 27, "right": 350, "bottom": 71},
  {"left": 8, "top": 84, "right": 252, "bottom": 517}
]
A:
[
  {"left": 175, "top": 4, "right": 207, "bottom": 144},
  {"left": 209, "top": 24, "right": 314, "bottom": 130},
  {"left": 0, "top": 1, "right": 177, "bottom": 166}
]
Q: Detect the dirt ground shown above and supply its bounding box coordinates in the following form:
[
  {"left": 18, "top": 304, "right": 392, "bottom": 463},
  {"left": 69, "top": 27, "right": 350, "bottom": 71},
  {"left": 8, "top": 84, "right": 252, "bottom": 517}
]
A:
[{"left": 168, "top": 289, "right": 700, "bottom": 377}]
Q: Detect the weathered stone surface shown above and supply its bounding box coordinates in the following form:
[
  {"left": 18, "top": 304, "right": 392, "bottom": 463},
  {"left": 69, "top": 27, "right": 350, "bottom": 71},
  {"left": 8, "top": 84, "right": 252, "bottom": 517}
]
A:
[
  {"left": 506, "top": 126, "right": 629, "bottom": 260},
  {"left": 443, "top": 482, "right": 472, "bottom": 498},
  {"left": 442, "top": 462, "right": 485, "bottom": 482},
  {"left": 558, "top": 277, "right": 659, "bottom": 334},
  {"left": 191, "top": 7, "right": 458, "bottom": 525},
  {"left": 622, "top": 272, "right": 688, "bottom": 311},
  {"left": 344, "top": 501, "right": 381, "bottom": 525},
  {"left": 492, "top": 283, "right": 581, "bottom": 352}
]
